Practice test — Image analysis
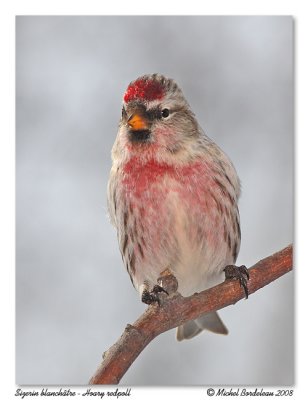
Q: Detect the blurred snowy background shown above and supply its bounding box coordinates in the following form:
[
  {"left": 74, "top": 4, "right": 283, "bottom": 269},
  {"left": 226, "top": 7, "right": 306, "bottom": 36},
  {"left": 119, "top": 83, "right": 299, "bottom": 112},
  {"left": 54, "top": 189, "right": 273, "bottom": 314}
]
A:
[{"left": 16, "top": 16, "right": 293, "bottom": 385}]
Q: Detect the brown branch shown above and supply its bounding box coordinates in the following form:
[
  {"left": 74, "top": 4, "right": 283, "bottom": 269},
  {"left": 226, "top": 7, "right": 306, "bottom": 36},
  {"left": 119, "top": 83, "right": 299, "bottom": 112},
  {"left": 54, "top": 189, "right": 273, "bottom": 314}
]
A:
[{"left": 89, "top": 244, "right": 293, "bottom": 385}]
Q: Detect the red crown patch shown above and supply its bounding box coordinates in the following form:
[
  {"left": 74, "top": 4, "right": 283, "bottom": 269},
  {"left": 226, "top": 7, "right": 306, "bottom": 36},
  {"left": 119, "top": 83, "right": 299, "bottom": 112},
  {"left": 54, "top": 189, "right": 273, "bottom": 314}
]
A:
[{"left": 124, "top": 78, "right": 165, "bottom": 103}]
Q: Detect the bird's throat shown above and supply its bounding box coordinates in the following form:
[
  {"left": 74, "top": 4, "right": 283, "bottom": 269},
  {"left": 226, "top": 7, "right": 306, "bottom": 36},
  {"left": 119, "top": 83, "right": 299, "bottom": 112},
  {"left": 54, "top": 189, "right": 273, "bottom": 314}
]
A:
[{"left": 128, "top": 129, "right": 151, "bottom": 143}]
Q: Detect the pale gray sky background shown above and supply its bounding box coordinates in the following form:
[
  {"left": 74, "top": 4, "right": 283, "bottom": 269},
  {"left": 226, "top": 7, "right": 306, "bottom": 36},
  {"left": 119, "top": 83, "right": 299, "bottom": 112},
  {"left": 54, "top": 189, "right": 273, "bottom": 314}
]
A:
[{"left": 16, "top": 16, "right": 293, "bottom": 385}]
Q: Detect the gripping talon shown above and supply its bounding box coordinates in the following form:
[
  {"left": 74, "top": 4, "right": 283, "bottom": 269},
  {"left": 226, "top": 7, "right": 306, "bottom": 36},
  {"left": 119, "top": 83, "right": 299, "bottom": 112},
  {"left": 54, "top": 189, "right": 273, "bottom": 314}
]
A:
[
  {"left": 242, "top": 279, "right": 249, "bottom": 299},
  {"left": 152, "top": 284, "right": 169, "bottom": 295},
  {"left": 239, "top": 265, "right": 250, "bottom": 280},
  {"left": 142, "top": 290, "right": 159, "bottom": 305},
  {"left": 141, "top": 284, "right": 169, "bottom": 305},
  {"left": 224, "top": 264, "right": 250, "bottom": 299}
]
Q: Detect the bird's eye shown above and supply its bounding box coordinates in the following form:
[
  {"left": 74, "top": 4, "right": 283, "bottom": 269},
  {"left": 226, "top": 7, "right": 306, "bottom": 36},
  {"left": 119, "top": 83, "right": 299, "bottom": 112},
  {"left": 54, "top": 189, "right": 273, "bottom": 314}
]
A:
[{"left": 161, "top": 108, "right": 170, "bottom": 118}]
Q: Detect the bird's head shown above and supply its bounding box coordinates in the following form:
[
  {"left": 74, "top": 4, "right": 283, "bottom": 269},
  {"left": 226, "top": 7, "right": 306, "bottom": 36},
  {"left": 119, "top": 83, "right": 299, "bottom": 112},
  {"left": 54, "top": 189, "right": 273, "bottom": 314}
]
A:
[{"left": 114, "top": 74, "right": 202, "bottom": 163}]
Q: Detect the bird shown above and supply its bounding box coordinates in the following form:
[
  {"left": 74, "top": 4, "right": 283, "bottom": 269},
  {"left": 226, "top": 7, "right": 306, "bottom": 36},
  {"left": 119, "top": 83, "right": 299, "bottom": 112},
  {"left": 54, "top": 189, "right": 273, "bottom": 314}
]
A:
[{"left": 107, "top": 73, "right": 249, "bottom": 341}]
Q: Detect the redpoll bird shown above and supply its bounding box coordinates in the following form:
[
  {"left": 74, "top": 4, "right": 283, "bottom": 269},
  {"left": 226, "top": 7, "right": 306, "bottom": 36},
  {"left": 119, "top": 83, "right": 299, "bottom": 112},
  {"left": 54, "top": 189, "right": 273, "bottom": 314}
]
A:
[{"left": 107, "top": 74, "right": 248, "bottom": 340}]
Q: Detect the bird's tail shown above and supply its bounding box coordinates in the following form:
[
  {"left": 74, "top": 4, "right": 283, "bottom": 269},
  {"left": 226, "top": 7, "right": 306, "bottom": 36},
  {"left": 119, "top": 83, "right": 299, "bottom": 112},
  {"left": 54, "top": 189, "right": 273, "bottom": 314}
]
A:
[{"left": 176, "top": 311, "right": 228, "bottom": 341}]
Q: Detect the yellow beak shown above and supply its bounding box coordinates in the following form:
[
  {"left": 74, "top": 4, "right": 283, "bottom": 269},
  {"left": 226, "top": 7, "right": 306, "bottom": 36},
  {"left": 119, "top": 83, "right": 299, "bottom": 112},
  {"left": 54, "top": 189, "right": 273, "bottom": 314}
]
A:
[{"left": 127, "top": 113, "right": 149, "bottom": 131}]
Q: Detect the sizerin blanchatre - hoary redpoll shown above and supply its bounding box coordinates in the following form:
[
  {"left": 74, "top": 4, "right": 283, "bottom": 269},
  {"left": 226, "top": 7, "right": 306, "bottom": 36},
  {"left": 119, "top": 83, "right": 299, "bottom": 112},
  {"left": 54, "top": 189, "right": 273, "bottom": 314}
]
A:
[{"left": 108, "top": 73, "right": 249, "bottom": 340}]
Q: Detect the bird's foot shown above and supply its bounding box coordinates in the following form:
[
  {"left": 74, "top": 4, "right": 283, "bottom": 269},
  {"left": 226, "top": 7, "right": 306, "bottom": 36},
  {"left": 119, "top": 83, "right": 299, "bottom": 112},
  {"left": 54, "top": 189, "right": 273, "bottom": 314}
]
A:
[
  {"left": 141, "top": 283, "right": 169, "bottom": 305},
  {"left": 224, "top": 264, "right": 250, "bottom": 299}
]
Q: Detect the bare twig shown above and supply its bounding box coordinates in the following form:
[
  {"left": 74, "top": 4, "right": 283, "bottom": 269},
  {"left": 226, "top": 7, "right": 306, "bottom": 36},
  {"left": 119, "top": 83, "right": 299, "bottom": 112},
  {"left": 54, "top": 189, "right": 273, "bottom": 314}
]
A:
[{"left": 89, "top": 244, "right": 293, "bottom": 384}]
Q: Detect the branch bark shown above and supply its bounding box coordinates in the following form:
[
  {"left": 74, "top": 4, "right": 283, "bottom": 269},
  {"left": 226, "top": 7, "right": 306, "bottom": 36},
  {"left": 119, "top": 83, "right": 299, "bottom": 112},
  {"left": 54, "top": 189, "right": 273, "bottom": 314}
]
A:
[{"left": 89, "top": 244, "right": 293, "bottom": 385}]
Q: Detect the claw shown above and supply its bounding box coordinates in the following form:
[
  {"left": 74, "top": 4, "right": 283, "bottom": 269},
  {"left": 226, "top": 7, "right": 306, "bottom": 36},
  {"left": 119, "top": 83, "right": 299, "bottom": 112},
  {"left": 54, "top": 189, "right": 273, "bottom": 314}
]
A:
[
  {"left": 239, "top": 265, "right": 250, "bottom": 280},
  {"left": 224, "top": 264, "right": 250, "bottom": 299},
  {"left": 141, "top": 284, "right": 169, "bottom": 305},
  {"left": 152, "top": 284, "right": 169, "bottom": 295},
  {"left": 141, "top": 290, "right": 159, "bottom": 305}
]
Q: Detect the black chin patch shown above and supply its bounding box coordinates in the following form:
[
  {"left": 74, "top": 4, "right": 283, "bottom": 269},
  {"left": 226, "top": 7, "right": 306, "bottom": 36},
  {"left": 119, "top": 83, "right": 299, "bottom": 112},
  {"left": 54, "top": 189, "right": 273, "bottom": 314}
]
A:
[{"left": 129, "top": 129, "right": 151, "bottom": 143}]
